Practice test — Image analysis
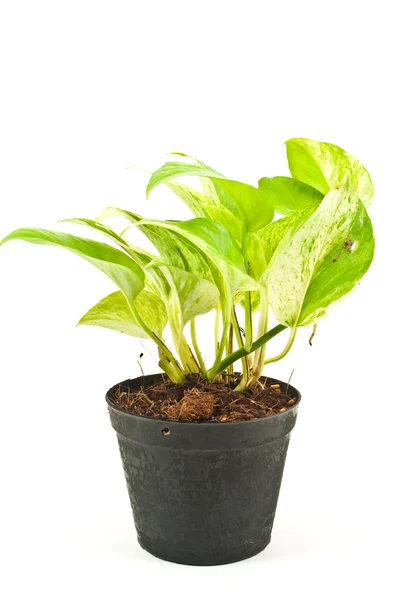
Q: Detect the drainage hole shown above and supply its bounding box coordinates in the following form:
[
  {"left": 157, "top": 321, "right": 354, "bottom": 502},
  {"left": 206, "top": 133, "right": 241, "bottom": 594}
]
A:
[{"left": 161, "top": 427, "right": 170, "bottom": 436}]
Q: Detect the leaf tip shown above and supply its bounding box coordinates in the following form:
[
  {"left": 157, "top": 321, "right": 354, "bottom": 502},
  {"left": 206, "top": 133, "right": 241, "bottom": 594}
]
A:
[{"left": 145, "top": 181, "right": 153, "bottom": 199}]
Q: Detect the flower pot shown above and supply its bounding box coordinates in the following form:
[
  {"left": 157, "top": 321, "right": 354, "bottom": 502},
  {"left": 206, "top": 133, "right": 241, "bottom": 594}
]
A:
[{"left": 106, "top": 373, "right": 301, "bottom": 566}]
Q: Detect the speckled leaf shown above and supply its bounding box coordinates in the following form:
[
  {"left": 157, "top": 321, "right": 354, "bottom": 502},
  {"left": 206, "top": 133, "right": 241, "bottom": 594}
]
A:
[
  {"left": 286, "top": 138, "right": 374, "bottom": 208},
  {"left": 78, "top": 289, "right": 167, "bottom": 338},
  {"left": 240, "top": 209, "right": 316, "bottom": 311},
  {"left": 252, "top": 206, "right": 317, "bottom": 275},
  {"left": 264, "top": 186, "right": 375, "bottom": 327},
  {"left": 258, "top": 176, "right": 323, "bottom": 216}
]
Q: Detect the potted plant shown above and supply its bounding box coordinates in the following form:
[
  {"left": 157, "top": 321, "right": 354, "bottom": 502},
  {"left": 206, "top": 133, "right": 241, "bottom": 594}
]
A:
[{"left": 1, "top": 138, "right": 374, "bottom": 566}]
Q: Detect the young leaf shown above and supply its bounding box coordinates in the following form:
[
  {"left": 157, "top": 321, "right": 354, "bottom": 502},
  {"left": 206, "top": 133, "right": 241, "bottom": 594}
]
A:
[
  {"left": 0, "top": 228, "right": 145, "bottom": 303},
  {"left": 147, "top": 161, "right": 274, "bottom": 231},
  {"left": 258, "top": 176, "right": 324, "bottom": 216},
  {"left": 263, "top": 186, "right": 375, "bottom": 327},
  {"left": 169, "top": 152, "right": 232, "bottom": 208},
  {"left": 165, "top": 181, "right": 243, "bottom": 242},
  {"left": 78, "top": 289, "right": 167, "bottom": 338},
  {"left": 286, "top": 138, "right": 374, "bottom": 208}
]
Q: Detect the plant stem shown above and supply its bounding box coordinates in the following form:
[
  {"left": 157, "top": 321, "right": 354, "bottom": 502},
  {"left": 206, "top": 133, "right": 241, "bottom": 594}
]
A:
[
  {"left": 231, "top": 306, "right": 250, "bottom": 390},
  {"left": 127, "top": 298, "right": 185, "bottom": 381},
  {"left": 171, "top": 327, "right": 200, "bottom": 374},
  {"left": 226, "top": 322, "right": 234, "bottom": 379},
  {"left": 214, "top": 309, "right": 220, "bottom": 355},
  {"left": 243, "top": 293, "right": 253, "bottom": 352},
  {"left": 241, "top": 227, "right": 253, "bottom": 352},
  {"left": 158, "top": 354, "right": 185, "bottom": 383},
  {"left": 264, "top": 327, "right": 297, "bottom": 365},
  {"left": 216, "top": 324, "right": 287, "bottom": 375},
  {"left": 180, "top": 339, "right": 201, "bottom": 373},
  {"left": 247, "top": 287, "right": 269, "bottom": 386},
  {"left": 190, "top": 318, "right": 206, "bottom": 374},
  {"left": 207, "top": 291, "right": 231, "bottom": 380}
]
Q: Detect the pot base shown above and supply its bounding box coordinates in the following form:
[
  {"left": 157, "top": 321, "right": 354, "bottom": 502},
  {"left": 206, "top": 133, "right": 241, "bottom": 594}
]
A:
[{"left": 138, "top": 534, "right": 271, "bottom": 566}]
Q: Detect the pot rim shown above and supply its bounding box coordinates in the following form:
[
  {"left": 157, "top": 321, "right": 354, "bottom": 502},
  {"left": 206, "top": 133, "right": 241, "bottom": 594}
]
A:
[{"left": 105, "top": 374, "right": 301, "bottom": 427}]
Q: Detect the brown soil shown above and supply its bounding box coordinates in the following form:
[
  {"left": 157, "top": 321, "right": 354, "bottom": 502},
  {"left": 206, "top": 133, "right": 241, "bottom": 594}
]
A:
[{"left": 110, "top": 375, "right": 298, "bottom": 423}]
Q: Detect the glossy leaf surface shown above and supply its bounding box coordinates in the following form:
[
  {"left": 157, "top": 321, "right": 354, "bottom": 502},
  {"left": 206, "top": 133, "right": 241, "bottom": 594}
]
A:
[
  {"left": 264, "top": 186, "right": 375, "bottom": 327},
  {"left": 147, "top": 161, "right": 274, "bottom": 231},
  {"left": 286, "top": 138, "right": 374, "bottom": 208},
  {"left": 258, "top": 176, "right": 323, "bottom": 215},
  {"left": 79, "top": 289, "right": 167, "bottom": 337}
]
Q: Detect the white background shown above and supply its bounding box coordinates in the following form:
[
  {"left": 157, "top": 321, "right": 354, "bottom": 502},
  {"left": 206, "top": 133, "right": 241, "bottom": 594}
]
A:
[{"left": 0, "top": 1, "right": 400, "bottom": 598}]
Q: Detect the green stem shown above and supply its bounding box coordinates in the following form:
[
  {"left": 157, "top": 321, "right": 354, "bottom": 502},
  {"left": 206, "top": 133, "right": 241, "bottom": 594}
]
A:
[
  {"left": 127, "top": 298, "right": 185, "bottom": 381},
  {"left": 181, "top": 339, "right": 201, "bottom": 373},
  {"left": 241, "top": 227, "right": 253, "bottom": 352},
  {"left": 231, "top": 306, "right": 250, "bottom": 390},
  {"left": 171, "top": 327, "right": 200, "bottom": 374},
  {"left": 226, "top": 323, "right": 234, "bottom": 379},
  {"left": 190, "top": 318, "right": 206, "bottom": 374},
  {"left": 158, "top": 354, "right": 185, "bottom": 383},
  {"left": 214, "top": 309, "right": 220, "bottom": 355},
  {"left": 216, "top": 324, "right": 287, "bottom": 375},
  {"left": 264, "top": 327, "right": 297, "bottom": 365},
  {"left": 207, "top": 291, "right": 231, "bottom": 380},
  {"left": 244, "top": 293, "right": 253, "bottom": 352},
  {"left": 247, "top": 287, "right": 269, "bottom": 386}
]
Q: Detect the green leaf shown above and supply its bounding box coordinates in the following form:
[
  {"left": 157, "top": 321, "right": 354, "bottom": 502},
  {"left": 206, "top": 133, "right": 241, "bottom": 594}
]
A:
[
  {"left": 263, "top": 186, "right": 375, "bottom": 327},
  {"left": 147, "top": 161, "right": 274, "bottom": 231},
  {"left": 165, "top": 181, "right": 243, "bottom": 242},
  {"left": 258, "top": 176, "right": 324, "bottom": 216},
  {"left": 99, "top": 208, "right": 257, "bottom": 295},
  {"left": 98, "top": 207, "right": 216, "bottom": 283},
  {"left": 169, "top": 152, "right": 231, "bottom": 208},
  {"left": 286, "top": 138, "right": 374, "bottom": 208},
  {"left": 60, "top": 217, "right": 156, "bottom": 268},
  {"left": 157, "top": 265, "right": 219, "bottom": 335},
  {"left": 141, "top": 217, "right": 258, "bottom": 297},
  {"left": 1, "top": 228, "right": 145, "bottom": 303},
  {"left": 242, "top": 208, "right": 317, "bottom": 312},
  {"left": 78, "top": 289, "right": 167, "bottom": 338},
  {"left": 252, "top": 206, "right": 318, "bottom": 275}
]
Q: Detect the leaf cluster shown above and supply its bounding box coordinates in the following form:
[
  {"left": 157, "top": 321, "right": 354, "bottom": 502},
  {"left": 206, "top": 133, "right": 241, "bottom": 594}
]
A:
[{"left": 1, "top": 139, "right": 375, "bottom": 388}]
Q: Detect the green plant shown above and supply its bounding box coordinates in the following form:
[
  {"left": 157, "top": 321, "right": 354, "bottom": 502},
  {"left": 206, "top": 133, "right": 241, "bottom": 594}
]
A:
[{"left": 1, "top": 138, "right": 375, "bottom": 389}]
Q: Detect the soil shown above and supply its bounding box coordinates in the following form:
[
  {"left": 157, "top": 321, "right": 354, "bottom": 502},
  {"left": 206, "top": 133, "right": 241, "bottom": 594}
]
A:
[{"left": 110, "top": 374, "right": 298, "bottom": 423}]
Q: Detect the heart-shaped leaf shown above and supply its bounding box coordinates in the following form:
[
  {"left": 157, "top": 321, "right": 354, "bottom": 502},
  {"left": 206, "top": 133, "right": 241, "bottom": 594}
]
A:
[
  {"left": 79, "top": 289, "right": 167, "bottom": 338},
  {"left": 263, "top": 186, "right": 375, "bottom": 327},
  {"left": 258, "top": 176, "right": 323, "bottom": 216},
  {"left": 286, "top": 138, "right": 374, "bottom": 208}
]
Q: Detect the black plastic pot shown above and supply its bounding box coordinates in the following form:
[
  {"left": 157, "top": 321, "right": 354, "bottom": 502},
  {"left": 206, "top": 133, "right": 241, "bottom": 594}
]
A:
[{"left": 106, "top": 374, "right": 301, "bottom": 566}]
